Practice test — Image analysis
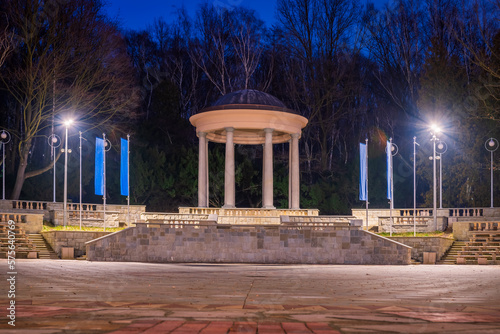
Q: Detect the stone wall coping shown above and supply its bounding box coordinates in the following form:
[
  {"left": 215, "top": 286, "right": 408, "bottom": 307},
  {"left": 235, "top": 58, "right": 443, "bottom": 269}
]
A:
[
  {"left": 85, "top": 228, "right": 131, "bottom": 246},
  {"left": 364, "top": 231, "right": 412, "bottom": 249},
  {"left": 388, "top": 236, "right": 454, "bottom": 239},
  {"left": 41, "top": 230, "right": 111, "bottom": 234}
]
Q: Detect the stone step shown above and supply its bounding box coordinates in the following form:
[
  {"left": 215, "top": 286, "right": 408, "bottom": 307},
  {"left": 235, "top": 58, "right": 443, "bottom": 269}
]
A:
[{"left": 27, "top": 234, "right": 59, "bottom": 259}]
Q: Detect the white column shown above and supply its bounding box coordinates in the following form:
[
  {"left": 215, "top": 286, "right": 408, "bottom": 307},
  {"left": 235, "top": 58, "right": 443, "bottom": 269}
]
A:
[
  {"left": 223, "top": 127, "right": 235, "bottom": 208},
  {"left": 288, "top": 139, "right": 292, "bottom": 209},
  {"left": 262, "top": 128, "right": 275, "bottom": 208},
  {"left": 198, "top": 132, "right": 208, "bottom": 207},
  {"left": 291, "top": 133, "right": 300, "bottom": 209},
  {"left": 206, "top": 138, "right": 209, "bottom": 207}
]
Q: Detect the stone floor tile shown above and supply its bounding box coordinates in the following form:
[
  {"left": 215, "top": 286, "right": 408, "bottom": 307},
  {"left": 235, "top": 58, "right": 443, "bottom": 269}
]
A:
[
  {"left": 142, "top": 321, "right": 185, "bottom": 333},
  {"left": 199, "top": 321, "right": 234, "bottom": 333},
  {"left": 170, "top": 321, "right": 210, "bottom": 333},
  {"left": 386, "top": 311, "right": 500, "bottom": 323},
  {"left": 281, "top": 322, "right": 313, "bottom": 333}
]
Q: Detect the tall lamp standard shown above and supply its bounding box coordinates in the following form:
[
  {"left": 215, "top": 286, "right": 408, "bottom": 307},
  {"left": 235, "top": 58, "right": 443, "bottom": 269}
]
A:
[
  {"left": 436, "top": 141, "right": 447, "bottom": 209},
  {"left": 62, "top": 119, "right": 74, "bottom": 227},
  {"left": 48, "top": 133, "right": 61, "bottom": 202},
  {"left": 413, "top": 137, "right": 420, "bottom": 236},
  {"left": 485, "top": 138, "right": 499, "bottom": 208},
  {"left": 388, "top": 138, "right": 398, "bottom": 236},
  {"left": 430, "top": 125, "right": 441, "bottom": 231},
  {"left": 0, "top": 130, "right": 12, "bottom": 200}
]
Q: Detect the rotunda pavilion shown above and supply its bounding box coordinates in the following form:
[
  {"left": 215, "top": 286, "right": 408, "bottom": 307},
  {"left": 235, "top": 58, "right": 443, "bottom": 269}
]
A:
[{"left": 189, "top": 89, "right": 308, "bottom": 209}]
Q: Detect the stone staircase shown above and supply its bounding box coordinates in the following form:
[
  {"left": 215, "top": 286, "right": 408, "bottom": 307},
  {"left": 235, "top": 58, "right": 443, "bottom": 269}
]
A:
[
  {"left": 455, "top": 230, "right": 500, "bottom": 264},
  {"left": 28, "top": 234, "right": 58, "bottom": 259},
  {"left": 437, "top": 241, "right": 466, "bottom": 264}
]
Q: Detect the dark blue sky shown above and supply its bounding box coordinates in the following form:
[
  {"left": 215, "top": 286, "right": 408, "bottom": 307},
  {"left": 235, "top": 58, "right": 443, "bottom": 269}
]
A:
[{"left": 105, "top": 0, "right": 389, "bottom": 31}]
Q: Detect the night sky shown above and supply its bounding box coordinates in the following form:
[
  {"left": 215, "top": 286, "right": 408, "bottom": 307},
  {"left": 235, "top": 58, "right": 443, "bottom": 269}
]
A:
[{"left": 105, "top": 0, "right": 390, "bottom": 31}]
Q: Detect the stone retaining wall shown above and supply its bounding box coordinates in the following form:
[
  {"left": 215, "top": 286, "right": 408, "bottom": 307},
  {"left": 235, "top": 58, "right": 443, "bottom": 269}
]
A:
[
  {"left": 86, "top": 224, "right": 411, "bottom": 265},
  {"left": 42, "top": 231, "right": 112, "bottom": 258},
  {"left": 387, "top": 237, "right": 454, "bottom": 262}
]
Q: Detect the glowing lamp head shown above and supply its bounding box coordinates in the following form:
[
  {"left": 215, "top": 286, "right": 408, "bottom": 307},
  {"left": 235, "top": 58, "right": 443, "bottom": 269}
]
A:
[
  {"left": 63, "top": 119, "right": 74, "bottom": 128},
  {"left": 438, "top": 143, "right": 444, "bottom": 150},
  {"left": 431, "top": 124, "right": 441, "bottom": 134},
  {"left": 0, "top": 132, "right": 6, "bottom": 139},
  {"left": 52, "top": 137, "right": 58, "bottom": 143},
  {"left": 489, "top": 140, "right": 495, "bottom": 147}
]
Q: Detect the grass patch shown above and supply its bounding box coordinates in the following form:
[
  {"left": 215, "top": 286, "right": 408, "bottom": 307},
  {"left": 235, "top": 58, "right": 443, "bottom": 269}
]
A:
[
  {"left": 378, "top": 231, "right": 452, "bottom": 238},
  {"left": 42, "top": 225, "right": 125, "bottom": 232}
]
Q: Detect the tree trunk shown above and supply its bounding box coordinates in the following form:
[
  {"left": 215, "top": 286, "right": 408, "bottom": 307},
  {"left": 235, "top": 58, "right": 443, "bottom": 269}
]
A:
[{"left": 11, "top": 150, "right": 29, "bottom": 200}]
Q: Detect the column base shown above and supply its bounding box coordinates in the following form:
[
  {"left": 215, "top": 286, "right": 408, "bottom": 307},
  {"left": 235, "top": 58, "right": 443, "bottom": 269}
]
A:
[
  {"left": 222, "top": 204, "right": 235, "bottom": 209},
  {"left": 262, "top": 205, "right": 276, "bottom": 209}
]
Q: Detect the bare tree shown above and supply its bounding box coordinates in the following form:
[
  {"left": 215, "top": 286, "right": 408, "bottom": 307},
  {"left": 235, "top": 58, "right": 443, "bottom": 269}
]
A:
[
  {"left": 190, "top": 5, "right": 265, "bottom": 97},
  {"left": 452, "top": 0, "right": 500, "bottom": 121},
  {"left": 0, "top": 0, "right": 139, "bottom": 199},
  {"left": 0, "top": 14, "right": 12, "bottom": 68},
  {"left": 364, "top": 0, "right": 427, "bottom": 118},
  {"left": 276, "top": 0, "right": 363, "bottom": 172}
]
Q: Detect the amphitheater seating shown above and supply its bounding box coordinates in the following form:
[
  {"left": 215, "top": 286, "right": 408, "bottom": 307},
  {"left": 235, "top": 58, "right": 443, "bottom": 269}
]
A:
[
  {"left": 456, "top": 223, "right": 500, "bottom": 264},
  {"left": 0, "top": 221, "right": 38, "bottom": 259}
]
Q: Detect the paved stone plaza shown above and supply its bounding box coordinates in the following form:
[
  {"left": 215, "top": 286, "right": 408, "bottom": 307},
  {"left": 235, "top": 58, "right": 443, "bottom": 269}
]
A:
[{"left": 1, "top": 260, "right": 500, "bottom": 333}]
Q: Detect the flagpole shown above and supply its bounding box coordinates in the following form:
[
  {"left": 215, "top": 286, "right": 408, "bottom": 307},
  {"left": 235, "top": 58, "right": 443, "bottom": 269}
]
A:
[
  {"left": 389, "top": 138, "right": 393, "bottom": 236},
  {"left": 103, "top": 133, "right": 106, "bottom": 232},
  {"left": 127, "top": 134, "right": 130, "bottom": 226},
  {"left": 365, "top": 138, "right": 368, "bottom": 230},
  {"left": 79, "top": 131, "right": 82, "bottom": 230},
  {"left": 413, "top": 137, "right": 419, "bottom": 237}
]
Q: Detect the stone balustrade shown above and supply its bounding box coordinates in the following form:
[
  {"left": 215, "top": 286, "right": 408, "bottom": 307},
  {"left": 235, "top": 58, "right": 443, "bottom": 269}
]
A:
[
  {"left": 1, "top": 200, "right": 146, "bottom": 227},
  {"left": 11, "top": 200, "right": 48, "bottom": 210},
  {"left": 179, "top": 207, "right": 319, "bottom": 217},
  {"left": 0, "top": 212, "right": 43, "bottom": 234},
  {"left": 141, "top": 212, "right": 212, "bottom": 221}
]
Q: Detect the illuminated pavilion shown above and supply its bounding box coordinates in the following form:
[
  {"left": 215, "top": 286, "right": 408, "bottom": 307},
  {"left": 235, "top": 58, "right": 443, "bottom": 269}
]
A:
[{"left": 189, "top": 89, "right": 308, "bottom": 209}]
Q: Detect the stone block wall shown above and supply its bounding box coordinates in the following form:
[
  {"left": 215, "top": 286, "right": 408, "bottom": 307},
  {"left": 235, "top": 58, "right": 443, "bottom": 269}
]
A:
[
  {"left": 387, "top": 237, "right": 453, "bottom": 262},
  {"left": 42, "top": 231, "right": 112, "bottom": 257},
  {"left": 86, "top": 224, "right": 411, "bottom": 265}
]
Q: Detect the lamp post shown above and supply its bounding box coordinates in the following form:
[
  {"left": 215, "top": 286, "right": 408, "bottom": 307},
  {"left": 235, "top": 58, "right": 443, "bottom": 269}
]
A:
[
  {"left": 63, "top": 119, "right": 73, "bottom": 227},
  {"left": 387, "top": 138, "right": 398, "bottom": 236},
  {"left": 0, "top": 130, "right": 12, "bottom": 200},
  {"left": 485, "top": 138, "right": 499, "bottom": 208},
  {"left": 102, "top": 134, "right": 112, "bottom": 231},
  {"left": 48, "top": 134, "right": 61, "bottom": 202},
  {"left": 430, "top": 125, "right": 441, "bottom": 231},
  {"left": 436, "top": 141, "right": 447, "bottom": 209},
  {"left": 413, "top": 137, "right": 419, "bottom": 236}
]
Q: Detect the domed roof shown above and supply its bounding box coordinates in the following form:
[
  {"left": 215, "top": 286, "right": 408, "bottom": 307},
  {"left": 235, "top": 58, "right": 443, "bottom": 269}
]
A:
[
  {"left": 190, "top": 88, "right": 308, "bottom": 145},
  {"left": 213, "top": 89, "right": 287, "bottom": 108},
  {"left": 200, "top": 89, "right": 299, "bottom": 115}
]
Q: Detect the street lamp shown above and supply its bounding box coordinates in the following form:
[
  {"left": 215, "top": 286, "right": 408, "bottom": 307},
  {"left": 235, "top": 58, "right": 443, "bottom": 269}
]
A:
[
  {"left": 1, "top": 130, "right": 12, "bottom": 200},
  {"left": 102, "top": 134, "right": 112, "bottom": 231},
  {"left": 387, "top": 138, "right": 398, "bottom": 236},
  {"left": 485, "top": 138, "right": 499, "bottom": 208},
  {"left": 63, "top": 119, "right": 73, "bottom": 227},
  {"left": 430, "top": 125, "right": 441, "bottom": 231},
  {"left": 48, "top": 133, "right": 62, "bottom": 202},
  {"left": 436, "top": 141, "right": 448, "bottom": 209},
  {"left": 413, "top": 137, "right": 420, "bottom": 236}
]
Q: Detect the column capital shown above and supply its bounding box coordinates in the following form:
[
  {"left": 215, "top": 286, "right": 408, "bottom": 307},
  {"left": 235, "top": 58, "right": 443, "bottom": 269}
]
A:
[
  {"left": 225, "top": 127, "right": 235, "bottom": 133},
  {"left": 198, "top": 131, "right": 207, "bottom": 138},
  {"left": 291, "top": 132, "right": 300, "bottom": 139},
  {"left": 264, "top": 128, "right": 274, "bottom": 134}
]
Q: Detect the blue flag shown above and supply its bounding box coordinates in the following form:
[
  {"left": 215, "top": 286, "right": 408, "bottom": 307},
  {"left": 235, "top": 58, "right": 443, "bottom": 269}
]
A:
[
  {"left": 387, "top": 141, "right": 392, "bottom": 200},
  {"left": 359, "top": 143, "right": 367, "bottom": 201},
  {"left": 95, "top": 138, "right": 104, "bottom": 196},
  {"left": 120, "top": 138, "right": 129, "bottom": 196}
]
